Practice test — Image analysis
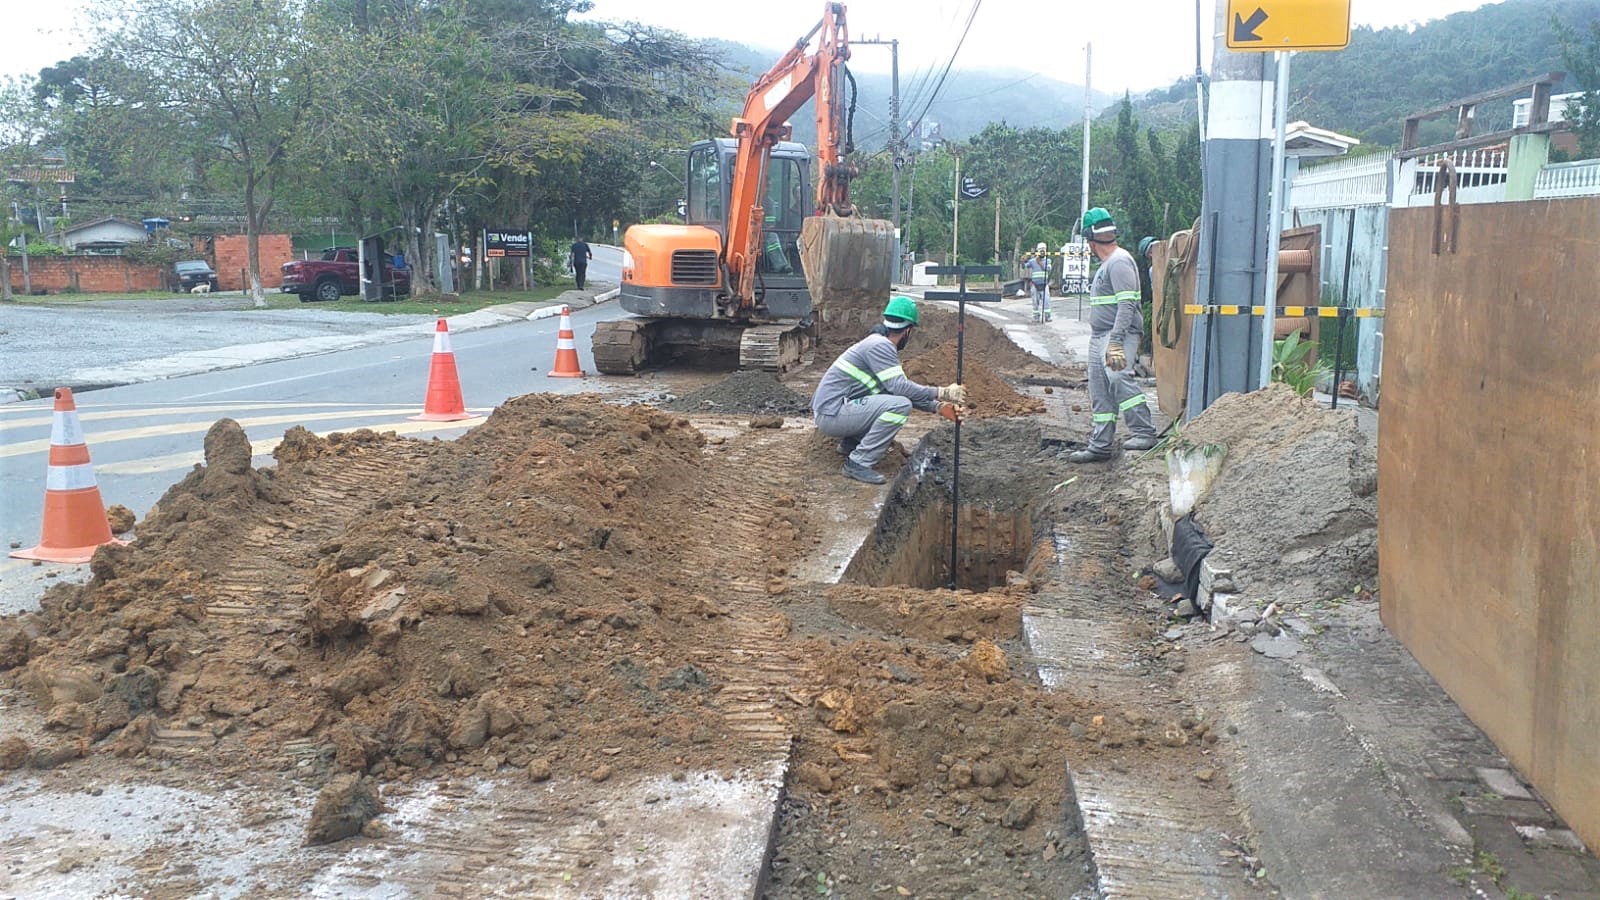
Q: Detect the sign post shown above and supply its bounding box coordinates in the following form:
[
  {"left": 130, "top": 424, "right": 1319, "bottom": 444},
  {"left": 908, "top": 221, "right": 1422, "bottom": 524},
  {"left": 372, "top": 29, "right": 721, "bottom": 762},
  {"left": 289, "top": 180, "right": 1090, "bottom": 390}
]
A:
[
  {"left": 1224, "top": 0, "right": 1350, "bottom": 389},
  {"left": 925, "top": 265, "right": 1002, "bottom": 590}
]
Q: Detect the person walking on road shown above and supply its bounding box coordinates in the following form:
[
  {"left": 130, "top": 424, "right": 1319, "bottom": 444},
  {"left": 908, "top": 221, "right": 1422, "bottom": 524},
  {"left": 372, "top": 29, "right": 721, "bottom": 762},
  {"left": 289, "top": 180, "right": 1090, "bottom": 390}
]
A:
[
  {"left": 570, "top": 237, "right": 593, "bottom": 289},
  {"left": 812, "top": 295, "right": 966, "bottom": 485},
  {"left": 1066, "top": 208, "right": 1159, "bottom": 463},
  {"left": 1023, "top": 242, "right": 1053, "bottom": 323}
]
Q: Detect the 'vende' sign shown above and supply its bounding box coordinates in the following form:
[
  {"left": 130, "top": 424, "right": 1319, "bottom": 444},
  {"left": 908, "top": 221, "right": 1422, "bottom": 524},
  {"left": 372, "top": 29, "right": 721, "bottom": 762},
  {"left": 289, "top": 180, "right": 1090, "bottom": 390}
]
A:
[{"left": 485, "top": 229, "right": 531, "bottom": 258}]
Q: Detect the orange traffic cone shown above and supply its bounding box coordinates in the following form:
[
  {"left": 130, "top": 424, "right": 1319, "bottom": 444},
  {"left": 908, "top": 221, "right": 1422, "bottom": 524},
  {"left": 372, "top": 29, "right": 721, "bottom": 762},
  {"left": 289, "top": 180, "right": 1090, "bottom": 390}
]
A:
[
  {"left": 11, "top": 387, "right": 126, "bottom": 564},
  {"left": 547, "top": 306, "right": 585, "bottom": 378},
  {"left": 410, "top": 318, "right": 473, "bottom": 422}
]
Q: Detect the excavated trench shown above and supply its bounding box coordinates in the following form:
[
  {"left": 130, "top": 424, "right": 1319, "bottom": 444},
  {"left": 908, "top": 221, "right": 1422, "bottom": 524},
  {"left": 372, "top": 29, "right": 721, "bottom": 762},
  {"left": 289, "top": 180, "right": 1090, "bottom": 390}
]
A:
[{"left": 842, "top": 421, "right": 1048, "bottom": 592}]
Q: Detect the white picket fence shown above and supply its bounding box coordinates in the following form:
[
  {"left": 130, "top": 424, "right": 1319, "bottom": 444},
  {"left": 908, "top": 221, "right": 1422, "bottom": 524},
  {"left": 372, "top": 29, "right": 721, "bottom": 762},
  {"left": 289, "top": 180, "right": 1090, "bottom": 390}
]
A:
[
  {"left": 1534, "top": 159, "right": 1600, "bottom": 198},
  {"left": 1289, "top": 152, "right": 1392, "bottom": 208}
]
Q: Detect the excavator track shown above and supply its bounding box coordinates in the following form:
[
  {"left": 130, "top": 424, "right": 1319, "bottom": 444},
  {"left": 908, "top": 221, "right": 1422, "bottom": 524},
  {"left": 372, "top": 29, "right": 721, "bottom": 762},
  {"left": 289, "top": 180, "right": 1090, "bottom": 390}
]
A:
[
  {"left": 739, "top": 324, "right": 812, "bottom": 372},
  {"left": 591, "top": 318, "right": 653, "bottom": 375}
]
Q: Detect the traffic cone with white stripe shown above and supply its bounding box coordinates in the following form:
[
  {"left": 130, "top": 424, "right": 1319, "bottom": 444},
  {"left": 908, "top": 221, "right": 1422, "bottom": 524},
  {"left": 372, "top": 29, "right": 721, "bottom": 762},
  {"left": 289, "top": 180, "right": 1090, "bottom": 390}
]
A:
[
  {"left": 410, "top": 318, "right": 473, "bottom": 422},
  {"left": 547, "top": 306, "right": 585, "bottom": 378},
  {"left": 11, "top": 387, "right": 125, "bottom": 564}
]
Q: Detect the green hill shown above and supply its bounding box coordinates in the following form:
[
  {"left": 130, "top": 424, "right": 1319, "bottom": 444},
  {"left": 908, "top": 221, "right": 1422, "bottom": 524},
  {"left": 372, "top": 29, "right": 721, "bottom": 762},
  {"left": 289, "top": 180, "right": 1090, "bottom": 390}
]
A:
[
  {"left": 1137, "top": 0, "right": 1600, "bottom": 146},
  {"left": 705, "top": 39, "right": 1113, "bottom": 150}
]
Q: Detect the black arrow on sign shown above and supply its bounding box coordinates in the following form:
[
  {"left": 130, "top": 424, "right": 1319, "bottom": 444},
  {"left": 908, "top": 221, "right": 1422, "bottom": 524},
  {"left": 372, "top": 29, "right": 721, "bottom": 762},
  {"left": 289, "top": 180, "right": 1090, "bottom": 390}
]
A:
[{"left": 1233, "top": 7, "right": 1268, "bottom": 42}]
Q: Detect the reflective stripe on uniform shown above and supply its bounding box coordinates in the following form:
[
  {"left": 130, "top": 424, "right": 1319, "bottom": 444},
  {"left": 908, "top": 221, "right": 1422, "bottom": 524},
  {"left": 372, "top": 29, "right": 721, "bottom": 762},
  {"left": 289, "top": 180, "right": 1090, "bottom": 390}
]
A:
[
  {"left": 46, "top": 463, "right": 99, "bottom": 491},
  {"left": 1119, "top": 393, "right": 1148, "bottom": 412},
  {"left": 878, "top": 411, "right": 909, "bottom": 425},
  {"left": 1114, "top": 290, "right": 1140, "bottom": 302},
  {"left": 1089, "top": 295, "right": 1119, "bottom": 306},
  {"left": 832, "top": 359, "right": 880, "bottom": 394},
  {"left": 1092, "top": 412, "right": 1117, "bottom": 423},
  {"left": 876, "top": 365, "right": 904, "bottom": 381}
]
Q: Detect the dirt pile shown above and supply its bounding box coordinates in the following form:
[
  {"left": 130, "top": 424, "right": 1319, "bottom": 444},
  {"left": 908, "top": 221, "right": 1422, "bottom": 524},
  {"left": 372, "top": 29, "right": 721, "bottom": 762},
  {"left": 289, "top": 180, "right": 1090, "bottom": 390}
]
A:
[
  {"left": 0, "top": 395, "right": 769, "bottom": 786},
  {"left": 1178, "top": 384, "right": 1378, "bottom": 607},
  {"left": 904, "top": 340, "right": 1045, "bottom": 418},
  {"left": 661, "top": 369, "right": 811, "bottom": 416},
  {"left": 819, "top": 305, "right": 1059, "bottom": 380}
]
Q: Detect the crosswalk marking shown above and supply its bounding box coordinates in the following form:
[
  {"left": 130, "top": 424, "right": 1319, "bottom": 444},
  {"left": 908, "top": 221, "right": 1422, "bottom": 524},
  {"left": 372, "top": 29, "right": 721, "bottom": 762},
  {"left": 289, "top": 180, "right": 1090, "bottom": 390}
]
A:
[{"left": 0, "top": 408, "right": 447, "bottom": 459}]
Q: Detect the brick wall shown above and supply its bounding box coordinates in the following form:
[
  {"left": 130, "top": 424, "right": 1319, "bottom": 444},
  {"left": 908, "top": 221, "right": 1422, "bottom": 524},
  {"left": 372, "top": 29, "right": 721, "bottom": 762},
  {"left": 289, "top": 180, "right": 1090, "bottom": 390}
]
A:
[
  {"left": 3, "top": 256, "right": 165, "bottom": 294},
  {"left": 213, "top": 233, "right": 293, "bottom": 290}
]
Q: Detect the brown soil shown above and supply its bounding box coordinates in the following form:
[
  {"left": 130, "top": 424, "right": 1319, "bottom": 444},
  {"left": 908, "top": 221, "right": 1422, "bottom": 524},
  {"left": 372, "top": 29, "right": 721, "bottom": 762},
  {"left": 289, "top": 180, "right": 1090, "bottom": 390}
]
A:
[
  {"left": 1, "top": 397, "right": 792, "bottom": 789},
  {"left": 819, "top": 305, "right": 1060, "bottom": 381},
  {"left": 903, "top": 340, "right": 1046, "bottom": 418},
  {"left": 662, "top": 369, "right": 812, "bottom": 416}
]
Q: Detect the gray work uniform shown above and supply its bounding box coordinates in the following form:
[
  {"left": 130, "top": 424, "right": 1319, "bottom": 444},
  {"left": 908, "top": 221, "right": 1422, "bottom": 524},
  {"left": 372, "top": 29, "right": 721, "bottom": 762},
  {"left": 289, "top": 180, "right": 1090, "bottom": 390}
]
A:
[
  {"left": 812, "top": 332, "right": 940, "bottom": 468},
  {"left": 1023, "top": 255, "right": 1052, "bottom": 320},
  {"left": 1086, "top": 247, "right": 1156, "bottom": 452}
]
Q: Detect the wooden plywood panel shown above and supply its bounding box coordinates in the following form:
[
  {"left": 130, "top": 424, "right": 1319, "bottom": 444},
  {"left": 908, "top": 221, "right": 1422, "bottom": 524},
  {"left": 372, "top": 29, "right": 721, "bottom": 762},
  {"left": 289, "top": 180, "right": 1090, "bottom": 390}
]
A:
[{"left": 1381, "top": 198, "right": 1600, "bottom": 849}]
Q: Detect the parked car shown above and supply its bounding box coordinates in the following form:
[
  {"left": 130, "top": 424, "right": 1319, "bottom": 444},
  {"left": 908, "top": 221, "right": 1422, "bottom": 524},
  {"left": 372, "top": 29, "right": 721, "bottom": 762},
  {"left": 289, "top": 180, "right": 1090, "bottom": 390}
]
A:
[
  {"left": 281, "top": 248, "right": 411, "bottom": 302},
  {"left": 172, "top": 260, "right": 220, "bottom": 293}
]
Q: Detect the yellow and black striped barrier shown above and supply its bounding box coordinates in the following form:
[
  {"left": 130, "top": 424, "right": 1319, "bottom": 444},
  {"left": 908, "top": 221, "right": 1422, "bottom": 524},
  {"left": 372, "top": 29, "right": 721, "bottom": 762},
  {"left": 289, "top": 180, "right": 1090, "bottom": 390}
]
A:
[{"left": 1182, "top": 304, "right": 1385, "bottom": 318}]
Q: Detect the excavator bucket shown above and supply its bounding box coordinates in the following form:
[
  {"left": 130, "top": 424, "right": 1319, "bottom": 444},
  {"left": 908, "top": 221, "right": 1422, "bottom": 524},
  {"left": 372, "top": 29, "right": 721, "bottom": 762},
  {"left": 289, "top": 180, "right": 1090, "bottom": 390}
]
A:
[{"left": 799, "top": 216, "right": 896, "bottom": 320}]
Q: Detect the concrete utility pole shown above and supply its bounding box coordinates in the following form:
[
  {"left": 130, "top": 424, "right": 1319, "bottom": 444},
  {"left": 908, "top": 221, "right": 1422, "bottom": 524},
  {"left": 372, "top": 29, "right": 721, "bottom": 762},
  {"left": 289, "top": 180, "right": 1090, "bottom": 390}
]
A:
[
  {"left": 1080, "top": 43, "right": 1092, "bottom": 223},
  {"left": 856, "top": 37, "right": 904, "bottom": 280},
  {"left": 1186, "top": 5, "right": 1274, "bottom": 417}
]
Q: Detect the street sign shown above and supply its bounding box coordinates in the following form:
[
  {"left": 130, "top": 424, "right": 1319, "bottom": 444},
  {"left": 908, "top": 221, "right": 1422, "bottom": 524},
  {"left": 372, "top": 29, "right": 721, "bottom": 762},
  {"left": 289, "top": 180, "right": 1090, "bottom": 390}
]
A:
[
  {"left": 1060, "top": 239, "right": 1092, "bottom": 295},
  {"left": 1225, "top": 0, "right": 1350, "bottom": 51}
]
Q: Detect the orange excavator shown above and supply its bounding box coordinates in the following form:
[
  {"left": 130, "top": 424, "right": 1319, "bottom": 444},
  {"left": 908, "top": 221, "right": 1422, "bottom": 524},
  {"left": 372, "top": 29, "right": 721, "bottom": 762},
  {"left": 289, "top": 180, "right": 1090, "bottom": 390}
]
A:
[{"left": 592, "top": 2, "right": 895, "bottom": 374}]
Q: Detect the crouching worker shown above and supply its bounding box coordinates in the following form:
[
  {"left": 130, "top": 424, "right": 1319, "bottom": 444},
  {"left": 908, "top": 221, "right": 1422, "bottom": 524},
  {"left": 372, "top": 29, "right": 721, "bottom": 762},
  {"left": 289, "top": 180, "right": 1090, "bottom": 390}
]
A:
[{"left": 812, "top": 295, "right": 966, "bottom": 485}]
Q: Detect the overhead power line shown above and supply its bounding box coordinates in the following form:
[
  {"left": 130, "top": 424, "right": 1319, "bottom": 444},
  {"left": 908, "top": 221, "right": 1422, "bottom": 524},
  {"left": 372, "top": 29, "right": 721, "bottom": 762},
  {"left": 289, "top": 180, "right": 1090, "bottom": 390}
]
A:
[{"left": 906, "top": 0, "right": 983, "bottom": 141}]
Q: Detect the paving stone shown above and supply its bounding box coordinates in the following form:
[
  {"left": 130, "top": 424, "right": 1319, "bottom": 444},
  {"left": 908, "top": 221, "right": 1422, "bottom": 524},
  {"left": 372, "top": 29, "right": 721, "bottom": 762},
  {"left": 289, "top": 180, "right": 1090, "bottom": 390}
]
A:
[
  {"left": 1460, "top": 796, "right": 1558, "bottom": 826},
  {"left": 1473, "top": 767, "right": 1534, "bottom": 800}
]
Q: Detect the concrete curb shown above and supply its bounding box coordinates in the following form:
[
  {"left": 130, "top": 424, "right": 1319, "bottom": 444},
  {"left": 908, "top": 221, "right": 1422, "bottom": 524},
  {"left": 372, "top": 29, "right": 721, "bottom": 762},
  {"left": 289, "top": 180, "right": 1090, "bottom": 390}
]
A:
[{"left": 525, "top": 286, "right": 621, "bottom": 321}]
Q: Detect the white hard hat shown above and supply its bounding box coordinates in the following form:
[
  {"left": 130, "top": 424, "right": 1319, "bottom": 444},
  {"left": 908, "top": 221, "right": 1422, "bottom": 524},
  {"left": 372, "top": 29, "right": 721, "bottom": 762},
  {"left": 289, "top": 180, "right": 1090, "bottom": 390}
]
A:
[{"left": 1035, "top": 242, "right": 1047, "bottom": 252}]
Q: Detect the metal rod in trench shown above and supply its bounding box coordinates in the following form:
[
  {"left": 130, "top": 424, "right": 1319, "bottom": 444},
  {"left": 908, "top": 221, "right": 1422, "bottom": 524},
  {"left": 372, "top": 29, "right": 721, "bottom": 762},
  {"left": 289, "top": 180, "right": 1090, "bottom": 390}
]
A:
[
  {"left": 1331, "top": 211, "right": 1357, "bottom": 410},
  {"left": 949, "top": 271, "right": 967, "bottom": 590},
  {"left": 1201, "top": 211, "right": 1221, "bottom": 409}
]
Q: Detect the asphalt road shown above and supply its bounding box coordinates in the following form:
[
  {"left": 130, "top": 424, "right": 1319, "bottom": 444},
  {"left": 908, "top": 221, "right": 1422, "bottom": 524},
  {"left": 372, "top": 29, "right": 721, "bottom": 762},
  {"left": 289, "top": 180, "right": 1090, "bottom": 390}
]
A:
[{"left": 0, "top": 300, "right": 649, "bottom": 613}]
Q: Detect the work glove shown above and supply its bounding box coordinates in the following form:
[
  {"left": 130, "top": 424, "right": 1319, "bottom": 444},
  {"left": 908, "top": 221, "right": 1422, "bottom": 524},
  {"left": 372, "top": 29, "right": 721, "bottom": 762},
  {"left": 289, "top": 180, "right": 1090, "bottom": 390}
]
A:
[
  {"left": 939, "top": 383, "right": 967, "bottom": 405},
  {"left": 939, "top": 402, "right": 962, "bottom": 422},
  {"left": 1104, "top": 343, "right": 1127, "bottom": 372}
]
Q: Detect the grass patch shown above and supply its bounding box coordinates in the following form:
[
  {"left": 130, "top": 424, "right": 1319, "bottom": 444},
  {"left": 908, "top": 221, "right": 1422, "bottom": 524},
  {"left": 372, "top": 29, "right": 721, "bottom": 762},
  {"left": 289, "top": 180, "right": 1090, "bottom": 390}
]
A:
[
  {"left": 7, "top": 290, "right": 185, "bottom": 304},
  {"left": 258, "top": 285, "right": 573, "bottom": 316}
]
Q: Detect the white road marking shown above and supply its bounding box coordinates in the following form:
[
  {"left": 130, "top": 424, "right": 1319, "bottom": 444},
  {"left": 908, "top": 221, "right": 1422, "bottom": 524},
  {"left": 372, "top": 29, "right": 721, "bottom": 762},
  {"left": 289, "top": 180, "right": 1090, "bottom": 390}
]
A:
[
  {"left": 97, "top": 417, "right": 484, "bottom": 476},
  {"left": 0, "top": 408, "right": 427, "bottom": 459}
]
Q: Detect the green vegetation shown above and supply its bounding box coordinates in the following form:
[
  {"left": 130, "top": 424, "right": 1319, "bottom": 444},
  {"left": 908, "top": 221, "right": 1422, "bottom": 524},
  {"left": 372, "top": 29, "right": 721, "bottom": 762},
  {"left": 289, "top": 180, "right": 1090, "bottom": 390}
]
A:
[{"left": 1271, "top": 332, "right": 1332, "bottom": 398}]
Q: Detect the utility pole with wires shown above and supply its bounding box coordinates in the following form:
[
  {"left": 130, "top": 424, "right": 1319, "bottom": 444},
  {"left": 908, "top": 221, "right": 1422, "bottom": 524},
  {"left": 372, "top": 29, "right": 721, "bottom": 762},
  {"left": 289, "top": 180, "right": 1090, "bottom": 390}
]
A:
[
  {"left": 855, "top": 36, "right": 904, "bottom": 280},
  {"left": 1080, "top": 42, "right": 1093, "bottom": 224}
]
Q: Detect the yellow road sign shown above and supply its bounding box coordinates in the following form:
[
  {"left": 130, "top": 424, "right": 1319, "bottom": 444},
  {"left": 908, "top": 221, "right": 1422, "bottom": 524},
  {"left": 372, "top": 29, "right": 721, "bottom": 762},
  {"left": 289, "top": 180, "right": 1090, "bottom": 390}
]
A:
[{"left": 1226, "top": 0, "right": 1351, "bottom": 51}]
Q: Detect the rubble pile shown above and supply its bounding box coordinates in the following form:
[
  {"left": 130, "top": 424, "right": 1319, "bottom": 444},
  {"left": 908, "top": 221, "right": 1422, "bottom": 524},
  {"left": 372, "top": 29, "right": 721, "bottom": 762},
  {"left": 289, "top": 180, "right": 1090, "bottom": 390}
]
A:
[
  {"left": 0, "top": 396, "right": 756, "bottom": 782},
  {"left": 1179, "top": 384, "right": 1378, "bottom": 608}
]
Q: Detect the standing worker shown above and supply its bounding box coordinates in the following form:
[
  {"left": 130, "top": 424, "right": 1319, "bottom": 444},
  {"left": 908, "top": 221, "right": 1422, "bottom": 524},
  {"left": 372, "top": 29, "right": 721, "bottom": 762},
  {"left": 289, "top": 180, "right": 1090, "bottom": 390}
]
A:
[
  {"left": 812, "top": 295, "right": 966, "bottom": 485},
  {"left": 1066, "top": 208, "right": 1159, "bottom": 462},
  {"left": 1023, "top": 242, "right": 1053, "bottom": 323},
  {"left": 570, "top": 236, "right": 593, "bottom": 289}
]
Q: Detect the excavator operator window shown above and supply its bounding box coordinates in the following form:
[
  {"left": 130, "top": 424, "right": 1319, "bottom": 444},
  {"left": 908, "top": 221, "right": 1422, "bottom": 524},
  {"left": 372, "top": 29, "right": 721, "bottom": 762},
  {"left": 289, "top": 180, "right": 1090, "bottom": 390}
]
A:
[
  {"left": 759, "top": 158, "right": 804, "bottom": 276},
  {"left": 687, "top": 146, "right": 722, "bottom": 227}
]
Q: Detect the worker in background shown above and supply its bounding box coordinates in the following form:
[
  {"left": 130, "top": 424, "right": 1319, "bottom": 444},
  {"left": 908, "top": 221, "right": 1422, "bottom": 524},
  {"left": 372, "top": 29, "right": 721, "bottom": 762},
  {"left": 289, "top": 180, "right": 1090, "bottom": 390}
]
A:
[
  {"left": 570, "top": 236, "right": 593, "bottom": 289},
  {"left": 1023, "top": 242, "right": 1053, "bottom": 323},
  {"left": 1066, "top": 208, "right": 1159, "bottom": 462},
  {"left": 812, "top": 295, "right": 966, "bottom": 485}
]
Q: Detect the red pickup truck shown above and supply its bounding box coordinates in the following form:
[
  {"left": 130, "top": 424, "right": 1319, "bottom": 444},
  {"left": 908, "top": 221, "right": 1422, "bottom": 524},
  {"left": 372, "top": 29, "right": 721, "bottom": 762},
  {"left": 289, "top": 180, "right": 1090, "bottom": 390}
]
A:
[{"left": 281, "top": 248, "right": 412, "bottom": 302}]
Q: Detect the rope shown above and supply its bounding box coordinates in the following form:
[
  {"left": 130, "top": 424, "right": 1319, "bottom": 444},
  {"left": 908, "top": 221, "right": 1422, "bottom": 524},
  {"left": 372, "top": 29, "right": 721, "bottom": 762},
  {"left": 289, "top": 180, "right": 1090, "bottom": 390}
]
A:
[{"left": 1156, "top": 220, "right": 1200, "bottom": 350}]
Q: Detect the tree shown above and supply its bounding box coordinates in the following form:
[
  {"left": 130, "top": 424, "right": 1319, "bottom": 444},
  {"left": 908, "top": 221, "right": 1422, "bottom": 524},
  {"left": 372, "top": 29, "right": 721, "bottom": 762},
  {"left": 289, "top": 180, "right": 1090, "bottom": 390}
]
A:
[
  {"left": 963, "top": 122, "right": 1080, "bottom": 265},
  {"left": 1556, "top": 16, "right": 1600, "bottom": 159},
  {"left": 101, "top": 0, "right": 317, "bottom": 307}
]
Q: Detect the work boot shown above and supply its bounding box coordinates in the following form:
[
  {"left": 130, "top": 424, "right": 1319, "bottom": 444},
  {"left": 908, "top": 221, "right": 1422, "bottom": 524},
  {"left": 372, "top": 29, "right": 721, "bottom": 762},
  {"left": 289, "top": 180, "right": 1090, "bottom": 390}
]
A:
[
  {"left": 842, "top": 460, "right": 886, "bottom": 484},
  {"left": 1064, "top": 448, "right": 1114, "bottom": 464},
  {"left": 1123, "top": 434, "right": 1159, "bottom": 452},
  {"left": 836, "top": 437, "right": 859, "bottom": 455}
]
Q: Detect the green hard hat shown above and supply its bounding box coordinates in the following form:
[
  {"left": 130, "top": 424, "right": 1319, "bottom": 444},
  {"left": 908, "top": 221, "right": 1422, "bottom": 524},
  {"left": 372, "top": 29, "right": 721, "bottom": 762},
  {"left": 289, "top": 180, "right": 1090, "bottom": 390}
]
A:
[
  {"left": 1081, "top": 207, "right": 1114, "bottom": 230},
  {"left": 883, "top": 294, "right": 919, "bottom": 326},
  {"left": 1138, "top": 236, "right": 1157, "bottom": 257}
]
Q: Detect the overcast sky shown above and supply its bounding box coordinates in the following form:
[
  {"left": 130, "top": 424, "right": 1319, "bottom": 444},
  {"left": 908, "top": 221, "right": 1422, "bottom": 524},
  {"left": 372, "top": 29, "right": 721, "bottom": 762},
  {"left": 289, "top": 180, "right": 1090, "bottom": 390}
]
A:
[{"left": 1, "top": 0, "right": 1492, "bottom": 95}]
